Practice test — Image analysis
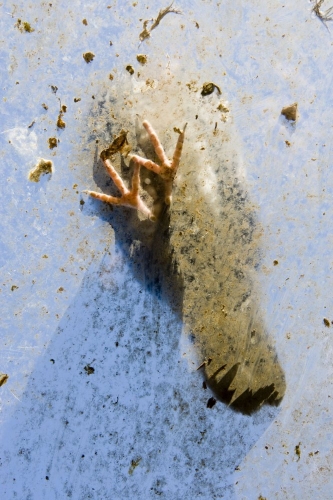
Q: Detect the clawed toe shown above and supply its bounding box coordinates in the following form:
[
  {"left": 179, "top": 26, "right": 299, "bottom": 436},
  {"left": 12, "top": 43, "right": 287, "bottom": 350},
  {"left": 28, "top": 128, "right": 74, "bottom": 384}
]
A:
[{"left": 85, "top": 120, "right": 186, "bottom": 220}]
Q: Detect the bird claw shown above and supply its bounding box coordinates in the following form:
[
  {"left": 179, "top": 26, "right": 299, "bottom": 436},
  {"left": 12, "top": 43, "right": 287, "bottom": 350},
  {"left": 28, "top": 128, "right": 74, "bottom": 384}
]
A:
[{"left": 85, "top": 120, "right": 187, "bottom": 221}]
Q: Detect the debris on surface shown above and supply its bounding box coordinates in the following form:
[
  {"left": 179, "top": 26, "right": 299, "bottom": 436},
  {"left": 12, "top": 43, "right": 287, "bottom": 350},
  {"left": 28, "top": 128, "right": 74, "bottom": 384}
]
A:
[
  {"left": 84, "top": 364, "right": 95, "bottom": 375},
  {"left": 100, "top": 129, "right": 131, "bottom": 161},
  {"left": 16, "top": 19, "right": 35, "bottom": 32},
  {"left": 217, "top": 102, "right": 229, "bottom": 122},
  {"left": 28, "top": 158, "right": 53, "bottom": 182},
  {"left": 128, "top": 457, "right": 141, "bottom": 475},
  {"left": 74, "top": 97, "right": 81, "bottom": 102},
  {"left": 41, "top": 103, "right": 48, "bottom": 110},
  {"left": 281, "top": 103, "right": 298, "bottom": 121},
  {"left": 83, "top": 52, "right": 95, "bottom": 63},
  {"left": 217, "top": 103, "right": 229, "bottom": 113},
  {"left": 312, "top": 0, "right": 333, "bottom": 24},
  {"left": 126, "top": 64, "right": 135, "bottom": 75},
  {"left": 136, "top": 54, "right": 148, "bottom": 65},
  {"left": 207, "top": 397, "right": 217, "bottom": 408},
  {"left": 139, "top": 2, "right": 181, "bottom": 42},
  {"left": 295, "top": 443, "right": 301, "bottom": 461},
  {"left": 57, "top": 113, "right": 66, "bottom": 129},
  {"left": 323, "top": 318, "right": 331, "bottom": 327},
  {"left": 201, "top": 82, "right": 221, "bottom": 96},
  {"left": 186, "top": 80, "right": 199, "bottom": 92},
  {"left": 48, "top": 137, "right": 58, "bottom": 149},
  {"left": 0, "top": 373, "right": 9, "bottom": 387},
  {"left": 82, "top": 18, "right": 88, "bottom": 25}
]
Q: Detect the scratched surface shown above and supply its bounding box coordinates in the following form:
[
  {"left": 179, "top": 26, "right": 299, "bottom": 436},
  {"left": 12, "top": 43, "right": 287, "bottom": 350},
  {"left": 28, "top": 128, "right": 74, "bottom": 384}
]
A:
[{"left": 0, "top": 1, "right": 332, "bottom": 499}]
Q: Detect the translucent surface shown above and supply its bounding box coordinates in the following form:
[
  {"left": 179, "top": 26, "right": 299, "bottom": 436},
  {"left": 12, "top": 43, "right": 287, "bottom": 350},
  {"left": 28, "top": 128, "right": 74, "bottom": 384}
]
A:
[{"left": 0, "top": 1, "right": 332, "bottom": 498}]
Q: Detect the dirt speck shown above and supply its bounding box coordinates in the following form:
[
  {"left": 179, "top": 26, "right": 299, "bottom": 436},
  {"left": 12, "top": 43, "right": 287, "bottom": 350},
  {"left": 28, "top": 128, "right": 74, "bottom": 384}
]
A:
[
  {"left": 323, "top": 318, "right": 331, "bottom": 327},
  {"left": 28, "top": 159, "right": 53, "bottom": 182},
  {"left": 16, "top": 19, "right": 35, "bottom": 33},
  {"left": 207, "top": 397, "right": 217, "bottom": 408},
  {"left": 281, "top": 103, "right": 297, "bottom": 121},
  {"left": 295, "top": 442, "right": 301, "bottom": 461},
  {"left": 83, "top": 52, "right": 95, "bottom": 63},
  {"left": 137, "top": 54, "right": 148, "bottom": 65},
  {"left": 84, "top": 364, "right": 95, "bottom": 375},
  {"left": 0, "top": 373, "right": 9, "bottom": 387},
  {"left": 128, "top": 457, "right": 141, "bottom": 475},
  {"left": 217, "top": 103, "right": 229, "bottom": 113},
  {"left": 201, "top": 82, "right": 221, "bottom": 96},
  {"left": 48, "top": 137, "right": 58, "bottom": 149},
  {"left": 100, "top": 129, "right": 131, "bottom": 160},
  {"left": 57, "top": 114, "right": 66, "bottom": 129},
  {"left": 126, "top": 65, "right": 135, "bottom": 75}
]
